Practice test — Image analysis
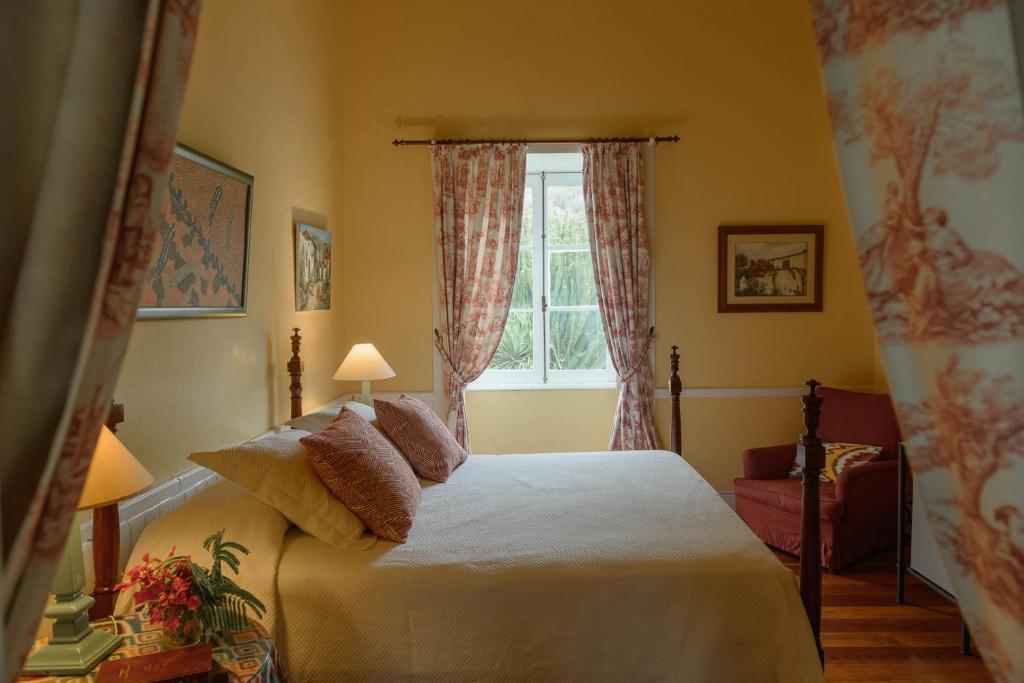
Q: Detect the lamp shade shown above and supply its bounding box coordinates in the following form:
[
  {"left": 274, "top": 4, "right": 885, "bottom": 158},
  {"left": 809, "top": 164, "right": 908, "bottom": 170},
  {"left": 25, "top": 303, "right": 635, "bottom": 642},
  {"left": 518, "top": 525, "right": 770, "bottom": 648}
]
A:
[
  {"left": 333, "top": 343, "right": 396, "bottom": 381},
  {"left": 77, "top": 426, "right": 154, "bottom": 510}
]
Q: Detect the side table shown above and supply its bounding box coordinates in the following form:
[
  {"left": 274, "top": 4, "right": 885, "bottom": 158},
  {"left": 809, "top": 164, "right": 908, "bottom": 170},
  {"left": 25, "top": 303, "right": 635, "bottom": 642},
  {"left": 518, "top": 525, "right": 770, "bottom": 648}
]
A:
[{"left": 19, "top": 613, "right": 285, "bottom": 683}]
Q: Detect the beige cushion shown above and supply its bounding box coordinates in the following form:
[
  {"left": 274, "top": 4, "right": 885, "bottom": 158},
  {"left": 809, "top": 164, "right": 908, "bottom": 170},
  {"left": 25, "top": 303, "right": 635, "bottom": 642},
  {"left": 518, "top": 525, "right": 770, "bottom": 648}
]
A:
[
  {"left": 188, "top": 430, "right": 373, "bottom": 549},
  {"left": 374, "top": 394, "right": 468, "bottom": 482},
  {"left": 789, "top": 442, "right": 882, "bottom": 483},
  {"left": 287, "top": 401, "right": 376, "bottom": 433},
  {"left": 301, "top": 408, "right": 422, "bottom": 543}
]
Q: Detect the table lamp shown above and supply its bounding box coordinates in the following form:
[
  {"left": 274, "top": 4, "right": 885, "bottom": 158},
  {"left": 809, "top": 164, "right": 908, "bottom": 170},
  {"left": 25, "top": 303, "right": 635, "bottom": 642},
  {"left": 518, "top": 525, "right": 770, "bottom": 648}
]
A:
[
  {"left": 334, "top": 343, "right": 395, "bottom": 405},
  {"left": 23, "top": 425, "right": 154, "bottom": 675}
]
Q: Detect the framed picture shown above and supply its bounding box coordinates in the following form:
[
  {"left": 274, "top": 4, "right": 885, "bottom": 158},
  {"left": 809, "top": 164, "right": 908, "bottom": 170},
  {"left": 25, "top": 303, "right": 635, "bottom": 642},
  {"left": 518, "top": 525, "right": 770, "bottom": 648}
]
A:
[
  {"left": 138, "top": 144, "right": 253, "bottom": 319},
  {"left": 717, "top": 225, "right": 823, "bottom": 313},
  {"left": 294, "top": 223, "right": 331, "bottom": 311}
]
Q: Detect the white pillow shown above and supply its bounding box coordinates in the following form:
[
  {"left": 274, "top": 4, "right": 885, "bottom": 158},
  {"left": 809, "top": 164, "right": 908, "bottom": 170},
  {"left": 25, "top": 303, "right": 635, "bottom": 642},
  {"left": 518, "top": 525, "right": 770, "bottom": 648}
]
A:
[
  {"left": 115, "top": 480, "right": 289, "bottom": 636},
  {"left": 286, "top": 401, "right": 376, "bottom": 433},
  {"left": 188, "top": 430, "right": 374, "bottom": 550}
]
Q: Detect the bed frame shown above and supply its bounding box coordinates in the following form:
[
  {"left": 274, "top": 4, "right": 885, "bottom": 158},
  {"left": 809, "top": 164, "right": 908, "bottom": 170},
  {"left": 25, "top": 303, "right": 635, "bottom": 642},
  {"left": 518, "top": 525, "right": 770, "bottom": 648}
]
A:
[{"left": 288, "top": 329, "right": 825, "bottom": 665}]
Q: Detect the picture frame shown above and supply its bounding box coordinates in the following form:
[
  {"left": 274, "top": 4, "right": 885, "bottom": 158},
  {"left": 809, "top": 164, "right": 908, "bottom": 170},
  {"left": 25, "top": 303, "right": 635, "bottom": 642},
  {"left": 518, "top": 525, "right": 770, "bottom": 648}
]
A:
[
  {"left": 717, "top": 225, "right": 823, "bottom": 313},
  {"left": 137, "top": 144, "right": 253, "bottom": 319},
  {"left": 294, "top": 222, "right": 331, "bottom": 312}
]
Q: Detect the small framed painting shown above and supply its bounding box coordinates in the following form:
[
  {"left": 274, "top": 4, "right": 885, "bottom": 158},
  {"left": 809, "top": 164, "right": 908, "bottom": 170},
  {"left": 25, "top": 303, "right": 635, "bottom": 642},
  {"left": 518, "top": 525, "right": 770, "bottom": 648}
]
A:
[
  {"left": 138, "top": 144, "right": 253, "bottom": 319},
  {"left": 294, "top": 223, "right": 331, "bottom": 311},
  {"left": 718, "top": 225, "right": 823, "bottom": 313}
]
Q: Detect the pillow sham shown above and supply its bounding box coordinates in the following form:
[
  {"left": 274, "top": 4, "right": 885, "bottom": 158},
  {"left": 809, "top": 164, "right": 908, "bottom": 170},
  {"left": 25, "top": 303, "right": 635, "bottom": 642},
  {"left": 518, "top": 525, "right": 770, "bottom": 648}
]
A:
[
  {"left": 300, "top": 408, "right": 421, "bottom": 543},
  {"left": 789, "top": 442, "right": 882, "bottom": 483},
  {"left": 288, "top": 401, "right": 382, "bottom": 435},
  {"left": 188, "top": 429, "right": 373, "bottom": 549},
  {"left": 374, "top": 394, "right": 468, "bottom": 482}
]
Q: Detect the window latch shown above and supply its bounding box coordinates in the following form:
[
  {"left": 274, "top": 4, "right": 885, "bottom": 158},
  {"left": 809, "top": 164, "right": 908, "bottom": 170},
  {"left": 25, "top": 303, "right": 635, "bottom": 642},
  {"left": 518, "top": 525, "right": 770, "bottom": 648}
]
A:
[{"left": 542, "top": 295, "right": 548, "bottom": 313}]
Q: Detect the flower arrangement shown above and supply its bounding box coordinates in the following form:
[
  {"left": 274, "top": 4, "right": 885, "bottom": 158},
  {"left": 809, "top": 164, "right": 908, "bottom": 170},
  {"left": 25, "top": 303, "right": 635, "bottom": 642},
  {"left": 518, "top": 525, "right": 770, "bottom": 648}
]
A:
[{"left": 117, "top": 529, "right": 265, "bottom": 645}]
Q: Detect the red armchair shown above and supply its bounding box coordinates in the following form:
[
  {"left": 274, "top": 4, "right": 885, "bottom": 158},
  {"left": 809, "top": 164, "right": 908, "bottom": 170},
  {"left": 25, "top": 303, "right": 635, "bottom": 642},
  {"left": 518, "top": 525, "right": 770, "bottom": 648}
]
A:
[{"left": 734, "top": 387, "right": 901, "bottom": 570}]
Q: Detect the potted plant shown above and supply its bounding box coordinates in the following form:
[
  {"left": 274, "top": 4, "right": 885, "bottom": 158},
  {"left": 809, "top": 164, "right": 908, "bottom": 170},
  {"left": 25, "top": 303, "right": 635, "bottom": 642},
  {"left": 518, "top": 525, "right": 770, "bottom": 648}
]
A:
[{"left": 117, "top": 530, "right": 265, "bottom": 646}]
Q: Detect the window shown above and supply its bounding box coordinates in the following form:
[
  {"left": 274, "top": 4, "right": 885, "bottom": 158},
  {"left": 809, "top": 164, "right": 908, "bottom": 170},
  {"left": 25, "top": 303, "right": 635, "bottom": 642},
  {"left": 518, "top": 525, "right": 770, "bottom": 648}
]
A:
[{"left": 475, "top": 152, "right": 614, "bottom": 388}]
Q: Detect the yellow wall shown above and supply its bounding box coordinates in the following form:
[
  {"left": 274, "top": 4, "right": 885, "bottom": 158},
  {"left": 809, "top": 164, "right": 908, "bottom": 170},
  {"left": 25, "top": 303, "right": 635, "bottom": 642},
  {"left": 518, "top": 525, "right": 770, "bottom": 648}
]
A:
[
  {"left": 336, "top": 0, "right": 876, "bottom": 491},
  {"left": 466, "top": 390, "right": 618, "bottom": 454},
  {"left": 114, "top": 0, "right": 344, "bottom": 483}
]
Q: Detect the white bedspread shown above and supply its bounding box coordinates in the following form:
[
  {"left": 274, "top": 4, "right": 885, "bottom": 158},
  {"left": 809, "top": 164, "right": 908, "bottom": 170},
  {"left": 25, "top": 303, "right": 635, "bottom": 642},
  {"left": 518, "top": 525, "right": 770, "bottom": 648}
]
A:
[{"left": 276, "top": 451, "right": 824, "bottom": 682}]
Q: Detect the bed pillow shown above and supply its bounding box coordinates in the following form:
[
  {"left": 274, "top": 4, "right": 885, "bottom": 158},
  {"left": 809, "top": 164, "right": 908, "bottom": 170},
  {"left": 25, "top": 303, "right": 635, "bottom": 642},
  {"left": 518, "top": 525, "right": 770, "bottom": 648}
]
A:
[
  {"left": 286, "top": 400, "right": 378, "bottom": 433},
  {"left": 300, "top": 408, "right": 421, "bottom": 543},
  {"left": 187, "top": 430, "right": 373, "bottom": 549},
  {"left": 374, "top": 394, "right": 468, "bottom": 482},
  {"left": 789, "top": 442, "right": 882, "bottom": 483}
]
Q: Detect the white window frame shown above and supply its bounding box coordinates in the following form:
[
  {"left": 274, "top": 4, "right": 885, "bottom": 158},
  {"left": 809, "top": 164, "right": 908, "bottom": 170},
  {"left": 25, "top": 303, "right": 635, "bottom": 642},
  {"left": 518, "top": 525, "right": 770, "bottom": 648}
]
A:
[{"left": 473, "top": 151, "right": 616, "bottom": 390}]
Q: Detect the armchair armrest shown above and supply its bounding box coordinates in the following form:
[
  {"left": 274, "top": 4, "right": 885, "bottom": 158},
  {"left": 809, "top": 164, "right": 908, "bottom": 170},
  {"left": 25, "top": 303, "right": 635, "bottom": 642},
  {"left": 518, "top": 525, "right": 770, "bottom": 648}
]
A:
[
  {"left": 835, "top": 460, "right": 899, "bottom": 527},
  {"left": 742, "top": 444, "right": 797, "bottom": 480}
]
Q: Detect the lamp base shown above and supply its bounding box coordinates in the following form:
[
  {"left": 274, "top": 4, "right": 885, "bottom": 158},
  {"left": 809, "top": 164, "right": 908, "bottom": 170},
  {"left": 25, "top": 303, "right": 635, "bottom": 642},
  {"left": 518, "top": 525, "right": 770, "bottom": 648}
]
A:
[
  {"left": 22, "top": 625, "right": 121, "bottom": 675},
  {"left": 359, "top": 380, "right": 372, "bottom": 406},
  {"left": 22, "top": 519, "right": 122, "bottom": 676}
]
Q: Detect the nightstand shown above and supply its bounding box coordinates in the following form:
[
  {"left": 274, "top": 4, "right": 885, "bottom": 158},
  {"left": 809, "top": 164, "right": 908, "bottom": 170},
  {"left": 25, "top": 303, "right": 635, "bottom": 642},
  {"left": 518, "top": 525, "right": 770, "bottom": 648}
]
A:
[{"left": 19, "top": 613, "right": 285, "bottom": 682}]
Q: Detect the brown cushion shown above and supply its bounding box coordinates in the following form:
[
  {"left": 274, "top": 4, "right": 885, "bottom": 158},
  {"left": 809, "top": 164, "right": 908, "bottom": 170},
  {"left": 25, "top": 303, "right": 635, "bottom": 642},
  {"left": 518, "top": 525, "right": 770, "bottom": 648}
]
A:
[
  {"left": 374, "top": 395, "right": 468, "bottom": 482},
  {"left": 300, "top": 408, "right": 421, "bottom": 543},
  {"left": 733, "top": 477, "right": 845, "bottom": 522}
]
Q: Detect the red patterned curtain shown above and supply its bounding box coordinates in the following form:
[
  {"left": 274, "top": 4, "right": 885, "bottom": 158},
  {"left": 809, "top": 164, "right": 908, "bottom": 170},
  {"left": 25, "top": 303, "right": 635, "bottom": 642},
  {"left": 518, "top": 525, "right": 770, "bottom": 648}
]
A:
[
  {"left": 432, "top": 144, "right": 527, "bottom": 449},
  {"left": 0, "top": 2, "right": 199, "bottom": 678},
  {"left": 809, "top": 1, "right": 1024, "bottom": 679},
  {"left": 582, "top": 143, "right": 659, "bottom": 451}
]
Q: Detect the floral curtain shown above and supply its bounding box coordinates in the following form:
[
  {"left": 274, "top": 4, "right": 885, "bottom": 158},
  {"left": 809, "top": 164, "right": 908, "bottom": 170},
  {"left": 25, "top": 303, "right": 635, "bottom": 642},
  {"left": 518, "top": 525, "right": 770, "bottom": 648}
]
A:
[
  {"left": 0, "top": 2, "right": 199, "bottom": 678},
  {"left": 432, "top": 144, "right": 527, "bottom": 449},
  {"left": 582, "top": 143, "right": 659, "bottom": 451},
  {"left": 810, "top": 2, "right": 1024, "bottom": 679}
]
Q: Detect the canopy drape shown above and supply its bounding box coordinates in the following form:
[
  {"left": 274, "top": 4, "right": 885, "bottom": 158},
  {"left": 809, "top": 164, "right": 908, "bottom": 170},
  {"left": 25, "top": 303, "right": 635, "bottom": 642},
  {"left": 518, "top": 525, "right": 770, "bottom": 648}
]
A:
[
  {"left": 809, "top": 2, "right": 1024, "bottom": 679},
  {"left": 0, "top": 1, "right": 199, "bottom": 678}
]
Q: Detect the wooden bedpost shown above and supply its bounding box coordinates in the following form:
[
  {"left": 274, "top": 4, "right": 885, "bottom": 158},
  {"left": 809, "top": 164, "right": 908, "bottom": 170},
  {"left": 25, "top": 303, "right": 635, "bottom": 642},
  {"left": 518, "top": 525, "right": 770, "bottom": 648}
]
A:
[
  {"left": 669, "top": 346, "right": 682, "bottom": 456},
  {"left": 796, "top": 379, "right": 825, "bottom": 666},
  {"left": 288, "top": 327, "right": 303, "bottom": 419},
  {"left": 89, "top": 402, "right": 126, "bottom": 619}
]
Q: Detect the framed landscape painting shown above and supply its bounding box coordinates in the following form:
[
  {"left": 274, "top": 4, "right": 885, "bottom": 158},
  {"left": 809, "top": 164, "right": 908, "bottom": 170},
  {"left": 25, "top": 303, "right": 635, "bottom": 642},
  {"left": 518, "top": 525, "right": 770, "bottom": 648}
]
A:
[
  {"left": 717, "top": 225, "right": 823, "bottom": 312},
  {"left": 294, "top": 223, "right": 331, "bottom": 311},
  {"left": 138, "top": 144, "right": 253, "bottom": 319}
]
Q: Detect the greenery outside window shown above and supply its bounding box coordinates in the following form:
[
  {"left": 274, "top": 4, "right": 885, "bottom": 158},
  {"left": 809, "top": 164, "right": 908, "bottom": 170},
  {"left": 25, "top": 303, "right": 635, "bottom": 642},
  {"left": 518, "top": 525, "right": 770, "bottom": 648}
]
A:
[{"left": 473, "top": 152, "right": 615, "bottom": 388}]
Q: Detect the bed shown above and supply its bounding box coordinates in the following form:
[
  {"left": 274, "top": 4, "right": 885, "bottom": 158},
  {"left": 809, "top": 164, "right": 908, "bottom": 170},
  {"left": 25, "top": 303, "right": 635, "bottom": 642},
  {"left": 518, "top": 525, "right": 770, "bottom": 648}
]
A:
[{"left": 118, "top": 330, "right": 827, "bottom": 682}]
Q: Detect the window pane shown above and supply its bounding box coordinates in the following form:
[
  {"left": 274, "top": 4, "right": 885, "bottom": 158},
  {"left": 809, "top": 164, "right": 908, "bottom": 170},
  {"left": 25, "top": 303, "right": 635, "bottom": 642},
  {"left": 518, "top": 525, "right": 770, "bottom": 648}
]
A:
[
  {"left": 510, "top": 250, "right": 533, "bottom": 309},
  {"left": 548, "top": 310, "right": 606, "bottom": 371},
  {"left": 546, "top": 185, "right": 588, "bottom": 246},
  {"left": 549, "top": 250, "right": 597, "bottom": 306},
  {"left": 490, "top": 310, "right": 534, "bottom": 370},
  {"left": 520, "top": 186, "right": 533, "bottom": 248}
]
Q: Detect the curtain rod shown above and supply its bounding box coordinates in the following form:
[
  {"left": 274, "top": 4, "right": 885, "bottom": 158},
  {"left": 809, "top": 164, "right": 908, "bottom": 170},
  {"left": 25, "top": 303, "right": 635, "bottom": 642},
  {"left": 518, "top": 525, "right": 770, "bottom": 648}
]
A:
[{"left": 392, "top": 135, "right": 680, "bottom": 147}]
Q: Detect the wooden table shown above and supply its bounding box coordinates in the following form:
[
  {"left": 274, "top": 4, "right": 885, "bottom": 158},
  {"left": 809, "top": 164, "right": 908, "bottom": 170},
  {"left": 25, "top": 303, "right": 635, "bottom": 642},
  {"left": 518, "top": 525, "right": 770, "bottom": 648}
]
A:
[{"left": 20, "top": 614, "right": 285, "bottom": 682}]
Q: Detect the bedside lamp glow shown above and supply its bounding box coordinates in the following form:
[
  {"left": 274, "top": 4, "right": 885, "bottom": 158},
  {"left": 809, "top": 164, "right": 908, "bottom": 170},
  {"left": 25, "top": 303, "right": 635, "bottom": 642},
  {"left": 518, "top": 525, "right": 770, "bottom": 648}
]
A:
[
  {"left": 23, "top": 426, "right": 153, "bottom": 676},
  {"left": 334, "top": 343, "right": 395, "bottom": 405}
]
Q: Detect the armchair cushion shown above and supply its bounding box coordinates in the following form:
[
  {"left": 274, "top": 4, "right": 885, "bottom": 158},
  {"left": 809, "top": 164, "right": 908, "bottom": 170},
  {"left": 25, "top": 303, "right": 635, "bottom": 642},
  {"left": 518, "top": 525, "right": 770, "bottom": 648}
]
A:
[
  {"left": 788, "top": 442, "right": 883, "bottom": 482},
  {"left": 742, "top": 444, "right": 796, "bottom": 480},
  {"left": 733, "top": 477, "right": 844, "bottom": 522}
]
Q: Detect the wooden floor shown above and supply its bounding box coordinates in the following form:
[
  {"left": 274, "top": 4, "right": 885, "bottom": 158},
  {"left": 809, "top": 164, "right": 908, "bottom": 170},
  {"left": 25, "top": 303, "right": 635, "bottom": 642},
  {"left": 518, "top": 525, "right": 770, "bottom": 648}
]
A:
[{"left": 776, "top": 550, "right": 993, "bottom": 682}]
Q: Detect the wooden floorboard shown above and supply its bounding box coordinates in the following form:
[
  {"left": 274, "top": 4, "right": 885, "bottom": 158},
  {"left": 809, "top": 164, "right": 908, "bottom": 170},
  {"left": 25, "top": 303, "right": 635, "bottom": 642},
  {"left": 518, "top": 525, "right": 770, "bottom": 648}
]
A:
[{"left": 775, "top": 550, "right": 993, "bottom": 682}]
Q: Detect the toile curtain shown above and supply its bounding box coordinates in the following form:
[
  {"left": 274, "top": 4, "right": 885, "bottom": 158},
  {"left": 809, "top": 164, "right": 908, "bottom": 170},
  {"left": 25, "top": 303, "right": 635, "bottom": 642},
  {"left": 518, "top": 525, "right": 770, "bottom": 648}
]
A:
[
  {"left": 0, "top": 1, "right": 199, "bottom": 678},
  {"left": 582, "top": 143, "right": 659, "bottom": 451},
  {"left": 809, "top": 2, "right": 1024, "bottom": 680},
  {"left": 432, "top": 144, "right": 527, "bottom": 450}
]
